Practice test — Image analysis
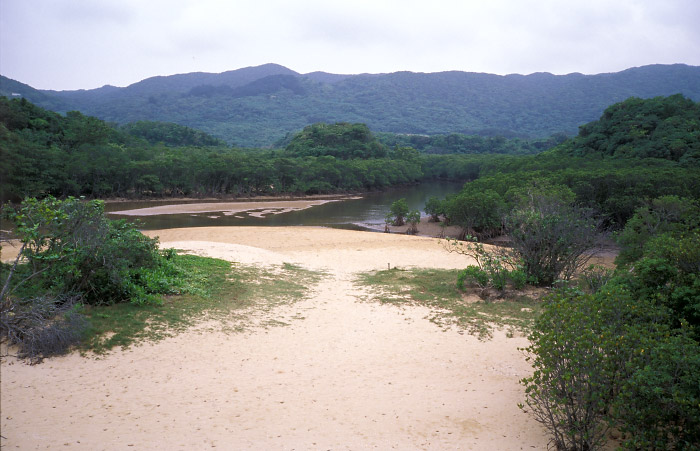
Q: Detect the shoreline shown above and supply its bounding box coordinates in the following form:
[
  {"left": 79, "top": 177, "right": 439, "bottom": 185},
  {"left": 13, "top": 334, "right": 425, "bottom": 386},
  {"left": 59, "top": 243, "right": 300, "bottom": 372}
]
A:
[{"left": 102, "top": 192, "right": 365, "bottom": 205}]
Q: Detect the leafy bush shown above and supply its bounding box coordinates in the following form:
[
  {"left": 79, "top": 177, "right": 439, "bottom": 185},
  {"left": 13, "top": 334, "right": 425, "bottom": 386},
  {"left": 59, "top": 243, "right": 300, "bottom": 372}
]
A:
[
  {"left": 522, "top": 220, "right": 700, "bottom": 450},
  {"left": 521, "top": 288, "right": 620, "bottom": 451},
  {"left": 406, "top": 210, "right": 421, "bottom": 234},
  {"left": 1, "top": 196, "right": 198, "bottom": 361},
  {"left": 443, "top": 189, "right": 506, "bottom": 239},
  {"left": 457, "top": 265, "right": 490, "bottom": 290},
  {"left": 446, "top": 237, "right": 526, "bottom": 296},
  {"left": 578, "top": 265, "right": 614, "bottom": 294},
  {"left": 615, "top": 196, "right": 700, "bottom": 266},
  {"left": 3, "top": 197, "right": 169, "bottom": 305},
  {"left": 388, "top": 198, "right": 409, "bottom": 226},
  {"left": 507, "top": 187, "right": 599, "bottom": 286},
  {"left": 424, "top": 196, "right": 444, "bottom": 222},
  {"left": 508, "top": 269, "right": 527, "bottom": 290}
]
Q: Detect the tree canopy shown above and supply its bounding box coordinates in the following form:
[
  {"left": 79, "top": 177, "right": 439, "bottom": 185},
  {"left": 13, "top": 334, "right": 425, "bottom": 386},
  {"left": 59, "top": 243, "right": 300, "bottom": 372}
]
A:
[{"left": 285, "top": 122, "right": 388, "bottom": 159}]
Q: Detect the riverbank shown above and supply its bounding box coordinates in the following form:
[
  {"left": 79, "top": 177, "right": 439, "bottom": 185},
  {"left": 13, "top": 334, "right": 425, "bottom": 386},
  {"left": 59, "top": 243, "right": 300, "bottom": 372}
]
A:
[
  {"left": 108, "top": 198, "right": 357, "bottom": 217},
  {"left": 102, "top": 192, "right": 364, "bottom": 205},
  {"left": 0, "top": 226, "right": 551, "bottom": 449}
]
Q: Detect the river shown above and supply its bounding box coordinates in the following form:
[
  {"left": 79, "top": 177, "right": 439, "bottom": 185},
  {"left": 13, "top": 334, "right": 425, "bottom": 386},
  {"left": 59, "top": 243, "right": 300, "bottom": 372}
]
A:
[{"left": 105, "top": 182, "right": 463, "bottom": 231}]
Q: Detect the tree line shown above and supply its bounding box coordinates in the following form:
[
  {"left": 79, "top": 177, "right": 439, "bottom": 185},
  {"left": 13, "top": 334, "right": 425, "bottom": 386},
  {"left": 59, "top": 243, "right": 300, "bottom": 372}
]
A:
[{"left": 0, "top": 99, "right": 423, "bottom": 201}]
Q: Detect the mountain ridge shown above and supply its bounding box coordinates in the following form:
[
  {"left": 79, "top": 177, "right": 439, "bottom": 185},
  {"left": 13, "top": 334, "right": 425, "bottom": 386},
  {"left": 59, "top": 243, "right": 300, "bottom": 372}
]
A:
[{"left": 2, "top": 63, "right": 699, "bottom": 147}]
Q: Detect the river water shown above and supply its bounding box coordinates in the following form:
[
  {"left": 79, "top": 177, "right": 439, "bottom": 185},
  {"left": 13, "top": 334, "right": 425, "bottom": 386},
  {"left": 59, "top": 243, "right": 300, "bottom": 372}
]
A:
[{"left": 105, "top": 182, "right": 463, "bottom": 231}]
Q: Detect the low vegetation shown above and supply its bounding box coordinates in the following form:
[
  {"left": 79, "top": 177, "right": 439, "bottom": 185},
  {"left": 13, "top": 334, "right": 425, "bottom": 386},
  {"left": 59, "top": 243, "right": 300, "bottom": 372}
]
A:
[
  {"left": 356, "top": 268, "right": 541, "bottom": 339},
  {"left": 519, "top": 198, "right": 700, "bottom": 450},
  {"left": 82, "top": 260, "right": 321, "bottom": 355},
  {"left": 1, "top": 196, "right": 321, "bottom": 362}
]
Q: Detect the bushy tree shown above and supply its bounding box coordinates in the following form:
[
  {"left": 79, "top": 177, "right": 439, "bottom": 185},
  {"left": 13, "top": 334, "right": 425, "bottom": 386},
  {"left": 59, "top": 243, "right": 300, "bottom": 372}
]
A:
[
  {"left": 507, "top": 185, "right": 599, "bottom": 286},
  {"left": 444, "top": 189, "right": 506, "bottom": 239},
  {"left": 445, "top": 237, "right": 525, "bottom": 296},
  {"left": 615, "top": 195, "right": 700, "bottom": 266},
  {"left": 285, "top": 122, "right": 388, "bottom": 159},
  {"left": 406, "top": 210, "right": 421, "bottom": 234},
  {"left": 1, "top": 197, "right": 191, "bottom": 361},
  {"left": 424, "top": 196, "right": 444, "bottom": 222},
  {"left": 388, "top": 198, "right": 409, "bottom": 226},
  {"left": 522, "top": 208, "right": 700, "bottom": 450}
]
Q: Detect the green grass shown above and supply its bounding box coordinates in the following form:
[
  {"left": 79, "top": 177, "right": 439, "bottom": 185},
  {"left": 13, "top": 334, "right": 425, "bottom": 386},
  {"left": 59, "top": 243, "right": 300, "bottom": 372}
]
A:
[
  {"left": 80, "top": 254, "right": 322, "bottom": 354},
  {"left": 356, "top": 267, "right": 542, "bottom": 339}
]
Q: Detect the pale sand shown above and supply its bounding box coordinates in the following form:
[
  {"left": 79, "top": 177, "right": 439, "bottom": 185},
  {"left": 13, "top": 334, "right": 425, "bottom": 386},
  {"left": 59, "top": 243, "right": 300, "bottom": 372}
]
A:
[
  {"left": 109, "top": 199, "right": 346, "bottom": 216},
  {"left": 1, "top": 226, "right": 549, "bottom": 450}
]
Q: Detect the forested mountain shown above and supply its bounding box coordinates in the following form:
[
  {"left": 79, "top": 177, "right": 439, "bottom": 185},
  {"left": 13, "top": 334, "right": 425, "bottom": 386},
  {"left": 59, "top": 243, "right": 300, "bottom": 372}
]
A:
[{"left": 2, "top": 64, "right": 699, "bottom": 147}]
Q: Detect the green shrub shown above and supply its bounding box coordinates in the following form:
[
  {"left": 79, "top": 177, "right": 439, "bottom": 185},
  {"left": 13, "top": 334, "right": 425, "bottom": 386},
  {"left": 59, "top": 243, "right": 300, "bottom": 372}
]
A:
[
  {"left": 509, "top": 269, "right": 528, "bottom": 290},
  {"left": 388, "top": 198, "right": 409, "bottom": 226},
  {"left": 1, "top": 196, "right": 205, "bottom": 361},
  {"left": 406, "top": 210, "right": 421, "bottom": 234},
  {"left": 522, "top": 280, "right": 700, "bottom": 450},
  {"left": 424, "top": 196, "right": 444, "bottom": 222},
  {"left": 3, "top": 197, "right": 206, "bottom": 304},
  {"left": 507, "top": 188, "right": 599, "bottom": 286},
  {"left": 578, "top": 265, "right": 614, "bottom": 294},
  {"left": 457, "top": 266, "right": 490, "bottom": 290}
]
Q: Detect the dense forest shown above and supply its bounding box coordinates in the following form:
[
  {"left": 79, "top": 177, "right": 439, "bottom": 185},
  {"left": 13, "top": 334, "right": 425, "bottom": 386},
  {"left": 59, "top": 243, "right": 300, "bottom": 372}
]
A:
[
  {"left": 0, "top": 96, "right": 560, "bottom": 202},
  {"left": 2, "top": 95, "right": 699, "bottom": 220},
  {"left": 414, "top": 95, "right": 697, "bottom": 236},
  {"left": 2, "top": 63, "right": 699, "bottom": 147}
]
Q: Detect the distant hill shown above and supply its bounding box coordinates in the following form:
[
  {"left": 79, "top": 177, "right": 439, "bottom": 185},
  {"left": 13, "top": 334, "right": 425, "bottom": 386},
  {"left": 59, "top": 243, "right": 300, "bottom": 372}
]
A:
[{"left": 2, "top": 63, "right": 699, "bottom": 147}]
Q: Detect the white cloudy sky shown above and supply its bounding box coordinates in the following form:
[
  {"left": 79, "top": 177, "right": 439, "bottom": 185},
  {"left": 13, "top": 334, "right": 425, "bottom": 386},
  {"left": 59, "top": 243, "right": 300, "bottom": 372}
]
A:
[{"left": 1, "top": 0, "right": 699, "bottom": 91}]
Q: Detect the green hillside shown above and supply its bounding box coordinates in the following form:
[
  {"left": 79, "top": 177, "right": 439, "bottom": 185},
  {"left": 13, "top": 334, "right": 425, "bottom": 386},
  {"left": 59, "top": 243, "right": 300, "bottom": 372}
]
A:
[{"left": 2, "top": 63, "right": 699, "bottom": 147}]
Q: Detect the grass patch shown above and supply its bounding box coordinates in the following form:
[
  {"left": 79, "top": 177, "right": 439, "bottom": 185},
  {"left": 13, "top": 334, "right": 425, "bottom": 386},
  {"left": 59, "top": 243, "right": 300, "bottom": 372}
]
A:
[
  {"left": 356, "top": 267, "right": 542, "bottom": 339},
  {"left": 80, "top": 254, "right": 322, "bottom": 354}
]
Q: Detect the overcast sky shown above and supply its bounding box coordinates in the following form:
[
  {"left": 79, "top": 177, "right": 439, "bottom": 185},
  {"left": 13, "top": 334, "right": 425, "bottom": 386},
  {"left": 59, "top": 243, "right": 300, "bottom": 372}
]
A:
[{"left": 1, "top": 0, "right": 699, "bottom": 91}]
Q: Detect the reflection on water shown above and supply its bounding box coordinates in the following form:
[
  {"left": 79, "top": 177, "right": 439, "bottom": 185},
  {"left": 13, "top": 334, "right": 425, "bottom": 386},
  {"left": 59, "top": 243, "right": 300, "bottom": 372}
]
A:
[{"left": 105, "top": 182, "right": 463, "bottom": 231}]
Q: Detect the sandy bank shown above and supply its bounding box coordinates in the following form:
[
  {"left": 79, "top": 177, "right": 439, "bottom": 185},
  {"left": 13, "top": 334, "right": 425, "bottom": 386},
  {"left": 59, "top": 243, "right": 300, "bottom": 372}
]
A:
[
  {"left": 1, "top": 226, "right": 549, "bottom": 450},
  {"left": 109, "top": 199, "right": 352, "bottom": 217}
]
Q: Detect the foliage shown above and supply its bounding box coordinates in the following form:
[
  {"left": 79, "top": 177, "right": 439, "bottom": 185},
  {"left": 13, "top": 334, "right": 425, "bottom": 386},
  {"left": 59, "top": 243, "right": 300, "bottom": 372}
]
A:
[
  {"left": 456, "top": 266, "right": 490, "bottom": 290},
  {"left": 388, "top": 198, "right": 409, "bottom": 226},
  {"left": 406, "top": 210, "right": 421, "bottom": 234},
  {"left": 2, "top": 196, "right": 176, "bottom": 306},
  {"left": 0, "top": 196, "right": 210, "bottom": 361},
  {"left": 121, "top": 120, "right": 226, "bottom": 147},
  {"left": 3, "top": 95, "right": 699, "bottom": 210},
  {"left": 285, "top": 122, "right": 388, "bottom": 159},
  {"left": 377, "top": 131, "right": 567, "bottom": 155},
  {"left": 443, "top": 189, "right": 506, "bottom": 239},
  {"left": 522, "top": 282, "right": 700, "bottom": 450},
  {"left": 567, "top": 94, "right": 700, "bottom": 161},
  {"left": 507, "top": 185, "right": 600, "bottom": 286},
  {"left": 522, "top": 197, "right": 700, "bottom": 449},
  {"left": 577, "top": 265, "right": 614, "bottom": 294},
  {"left": 0, "top": 97, "right": 426, "bottom": 200},
  {"left": 615, "top": 195, "right": 700, "bottom": 266},
  {"left": 445, "top": 237, "right": 523, "bottom": 295},
  {"left": 521, "top": 288, "right": 624, "bottom": 451},
  {"left": 424, "top": 196, "right": 444, "bottom": 222}
]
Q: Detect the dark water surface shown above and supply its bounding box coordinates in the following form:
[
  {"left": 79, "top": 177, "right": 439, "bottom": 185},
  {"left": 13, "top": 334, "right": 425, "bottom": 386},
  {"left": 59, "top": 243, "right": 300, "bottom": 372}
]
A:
[{"left": 105, "top": 182, "right": 463, "bottom": 231}]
